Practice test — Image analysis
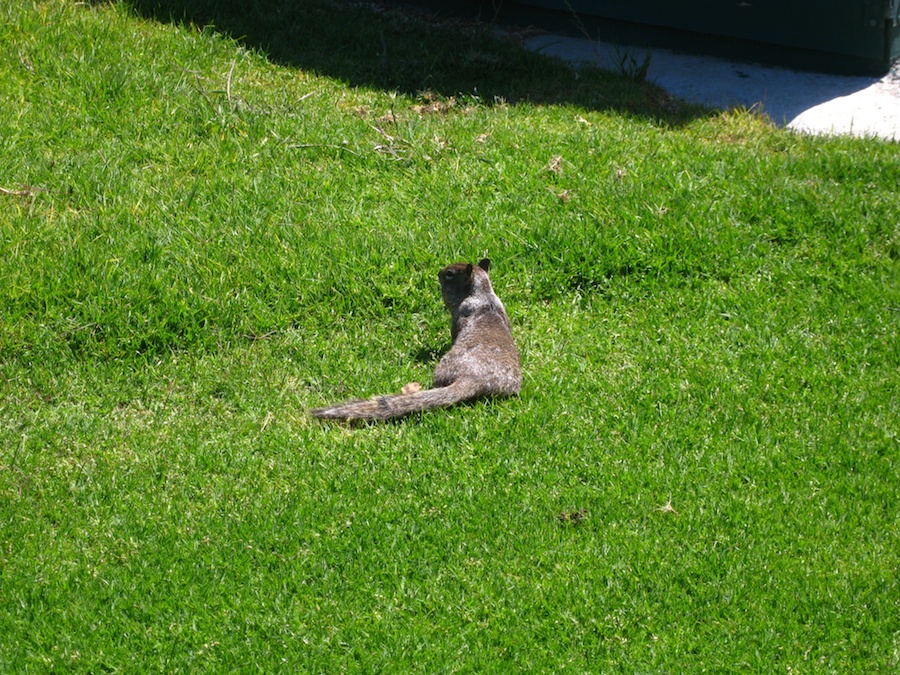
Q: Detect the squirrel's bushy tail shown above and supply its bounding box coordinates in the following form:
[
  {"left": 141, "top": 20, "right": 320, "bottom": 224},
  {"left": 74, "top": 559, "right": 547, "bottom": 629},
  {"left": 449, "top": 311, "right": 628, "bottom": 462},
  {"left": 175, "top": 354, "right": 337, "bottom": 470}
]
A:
[{"left": 310, "top": 379, "right": 480, "bottom": 421}]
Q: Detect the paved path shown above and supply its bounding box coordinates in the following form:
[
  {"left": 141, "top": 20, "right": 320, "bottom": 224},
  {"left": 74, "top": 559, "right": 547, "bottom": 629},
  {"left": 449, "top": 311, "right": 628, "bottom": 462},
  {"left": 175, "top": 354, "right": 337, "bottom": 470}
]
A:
[{"left": 524, "top": 34, "right": 900, "bottom": 141}]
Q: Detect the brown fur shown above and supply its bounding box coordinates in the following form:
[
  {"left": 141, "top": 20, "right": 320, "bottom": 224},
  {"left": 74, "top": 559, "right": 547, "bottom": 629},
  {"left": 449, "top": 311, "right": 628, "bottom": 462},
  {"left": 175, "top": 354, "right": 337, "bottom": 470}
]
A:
[{"left": 310, "top": 259, "right": 521, "bottom": 421}]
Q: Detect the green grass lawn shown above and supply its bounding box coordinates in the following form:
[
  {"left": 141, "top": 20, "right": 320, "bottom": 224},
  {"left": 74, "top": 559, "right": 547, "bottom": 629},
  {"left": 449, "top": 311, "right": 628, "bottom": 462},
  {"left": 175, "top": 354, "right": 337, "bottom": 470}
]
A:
[{"left": 1, "top": 0, "right": 899, "bottom": 671}]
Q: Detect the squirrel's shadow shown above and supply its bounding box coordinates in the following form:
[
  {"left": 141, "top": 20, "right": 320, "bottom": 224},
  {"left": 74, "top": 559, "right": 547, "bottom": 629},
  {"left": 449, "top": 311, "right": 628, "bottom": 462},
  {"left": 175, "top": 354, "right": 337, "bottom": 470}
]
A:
[{"left": 413, "top": 345, "right": 446, "bottom": 365}]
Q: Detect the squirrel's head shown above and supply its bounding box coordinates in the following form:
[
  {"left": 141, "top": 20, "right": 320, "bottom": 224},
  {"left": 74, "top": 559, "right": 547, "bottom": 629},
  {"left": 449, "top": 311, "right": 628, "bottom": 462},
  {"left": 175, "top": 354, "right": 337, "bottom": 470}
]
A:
[{"left": 438, "top": 259, "right": 492, "bottom": 309}]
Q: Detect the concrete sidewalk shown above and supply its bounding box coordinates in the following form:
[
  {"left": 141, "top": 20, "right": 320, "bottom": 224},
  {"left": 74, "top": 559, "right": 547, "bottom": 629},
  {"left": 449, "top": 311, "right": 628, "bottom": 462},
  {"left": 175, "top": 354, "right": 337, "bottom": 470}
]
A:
[{"left": 524, "top": 34, "right": 900, "bottom": 141}]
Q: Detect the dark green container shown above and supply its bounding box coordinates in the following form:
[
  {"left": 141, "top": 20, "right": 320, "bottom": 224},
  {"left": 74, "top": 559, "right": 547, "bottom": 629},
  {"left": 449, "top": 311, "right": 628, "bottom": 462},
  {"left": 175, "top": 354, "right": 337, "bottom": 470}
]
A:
[{"left": 517, "top": 0, "right": 900, "bottom": 74}]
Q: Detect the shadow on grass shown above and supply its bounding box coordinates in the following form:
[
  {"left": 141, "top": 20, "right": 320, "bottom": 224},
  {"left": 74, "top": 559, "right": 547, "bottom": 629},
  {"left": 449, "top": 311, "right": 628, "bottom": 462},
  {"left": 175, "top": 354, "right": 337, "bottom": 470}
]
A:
[{"left": 115, "top": 0, "right": 709, "bottom": 124}]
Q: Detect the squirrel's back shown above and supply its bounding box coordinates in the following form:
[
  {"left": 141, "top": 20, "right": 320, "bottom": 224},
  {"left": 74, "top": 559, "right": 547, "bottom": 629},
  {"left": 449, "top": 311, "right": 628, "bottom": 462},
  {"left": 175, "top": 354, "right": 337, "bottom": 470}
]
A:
[
  {"left": 309, "top": 258, "right": 520, "bottom": 421},
  {"left": 433, "top": 259, "right": 520, "bottom": 395}
]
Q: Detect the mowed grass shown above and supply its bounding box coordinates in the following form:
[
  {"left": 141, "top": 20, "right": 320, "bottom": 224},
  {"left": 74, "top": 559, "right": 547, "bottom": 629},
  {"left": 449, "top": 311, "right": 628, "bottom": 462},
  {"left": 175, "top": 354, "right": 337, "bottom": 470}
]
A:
[{"left": 1, "top": 0, "right": 899, "bottom": 671}]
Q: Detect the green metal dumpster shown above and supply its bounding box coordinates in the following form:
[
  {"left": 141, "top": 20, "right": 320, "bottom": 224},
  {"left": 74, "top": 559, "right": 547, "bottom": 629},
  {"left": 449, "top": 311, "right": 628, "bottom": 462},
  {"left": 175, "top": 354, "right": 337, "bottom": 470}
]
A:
[{"left": 517, "top": 0, "right": 900, "bottom": 73}]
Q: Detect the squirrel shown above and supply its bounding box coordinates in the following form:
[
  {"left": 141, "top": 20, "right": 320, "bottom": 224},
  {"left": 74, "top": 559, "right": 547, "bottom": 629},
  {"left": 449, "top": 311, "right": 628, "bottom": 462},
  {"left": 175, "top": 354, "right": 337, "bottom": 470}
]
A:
[{"left": 310, "top": 258, "right": 521, "bottom": 421}]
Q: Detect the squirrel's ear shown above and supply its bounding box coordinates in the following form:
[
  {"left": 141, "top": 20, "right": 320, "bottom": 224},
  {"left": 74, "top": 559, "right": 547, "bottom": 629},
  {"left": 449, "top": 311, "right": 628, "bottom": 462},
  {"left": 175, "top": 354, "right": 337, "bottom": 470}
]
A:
[
  {"left": 465, "top": 263, "right": 473, "bottom": 277},
  {"left": 477, "top": 258, "right": 491, "bottom": 273}
]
